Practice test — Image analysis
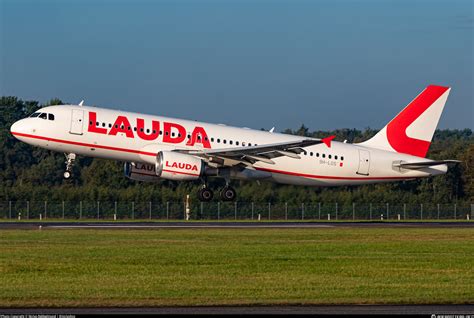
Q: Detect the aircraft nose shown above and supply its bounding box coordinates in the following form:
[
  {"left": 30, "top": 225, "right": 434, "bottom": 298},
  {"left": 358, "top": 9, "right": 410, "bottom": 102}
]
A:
[{"left": 10, "top": 119, "right": 27, "bottom": 138}]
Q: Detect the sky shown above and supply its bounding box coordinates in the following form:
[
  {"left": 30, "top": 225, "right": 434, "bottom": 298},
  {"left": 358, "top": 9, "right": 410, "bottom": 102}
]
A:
[{"left": 1, "top": 0, "right": 473, "bottom": 131}]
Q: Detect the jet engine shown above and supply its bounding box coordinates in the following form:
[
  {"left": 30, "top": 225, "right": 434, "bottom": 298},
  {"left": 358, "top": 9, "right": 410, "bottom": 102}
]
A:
[
  {"left": 156, "top": 151, "right": 204, "bottom": 181},
  {"left": 124, "top": 151, "right": 204, "bottom": 182},
  {"left": 124, "top": 162, "right": 161, "bottom": 182}
]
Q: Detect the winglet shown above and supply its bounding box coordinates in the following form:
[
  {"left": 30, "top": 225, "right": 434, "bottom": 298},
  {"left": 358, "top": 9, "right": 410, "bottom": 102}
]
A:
[
  {"left": 322, "top": 135, "right": 336, "bottom": 148},
  {"left": 79, "top": 100, "right": 84, "bottom": 106},
  {"left": 269, "top": 127, "right": 275, "bottom": 133}
]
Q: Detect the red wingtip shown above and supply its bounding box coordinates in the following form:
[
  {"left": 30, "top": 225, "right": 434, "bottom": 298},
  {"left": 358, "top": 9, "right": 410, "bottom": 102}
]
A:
[{"left": 322, "top": 135, "right": 336, "bottom": 148}]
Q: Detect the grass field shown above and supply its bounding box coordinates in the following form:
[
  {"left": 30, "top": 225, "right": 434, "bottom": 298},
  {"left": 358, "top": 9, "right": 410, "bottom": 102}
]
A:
[{"left": 0, "top": 227, "right": 473, "bottom": 307}]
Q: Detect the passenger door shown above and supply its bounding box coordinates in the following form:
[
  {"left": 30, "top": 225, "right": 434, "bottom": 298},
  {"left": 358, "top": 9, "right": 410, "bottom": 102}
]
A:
[
  {"left": 69, "top": 109, "right": 84, "bottom": 135},
  {"left": 357, "top": 149, "right": 370, "bottom": 175}
]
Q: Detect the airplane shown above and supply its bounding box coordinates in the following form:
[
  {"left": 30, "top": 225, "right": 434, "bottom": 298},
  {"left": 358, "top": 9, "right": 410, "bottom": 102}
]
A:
[{"left": 10, "top": 85, "right": 459, "bottom": 202}]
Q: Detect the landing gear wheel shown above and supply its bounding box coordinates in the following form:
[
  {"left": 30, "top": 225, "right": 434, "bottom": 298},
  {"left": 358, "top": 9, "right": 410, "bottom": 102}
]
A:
[
  {"left": 220, "top": 186, "right": 237, "bottom": 202},
  {"left": 63, "top": 171, "right": 72, "bottom": 179},
  {"left": 198, "top": 187, "right": 214, "bottom": 202},
  {"left": 64, "top": 153, "right": 76, "bottom": 180}
]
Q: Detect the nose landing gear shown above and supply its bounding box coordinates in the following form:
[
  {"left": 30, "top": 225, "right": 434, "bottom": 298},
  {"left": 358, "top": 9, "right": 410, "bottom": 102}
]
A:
[{"left": 64, "top": 153, "right": 76, "bottom": 179}]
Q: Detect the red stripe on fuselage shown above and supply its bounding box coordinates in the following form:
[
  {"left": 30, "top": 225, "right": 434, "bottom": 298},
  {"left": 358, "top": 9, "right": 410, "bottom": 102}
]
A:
[
  {"left": 12, "top": 131, "right": 410, "bottom": 181},
  {"left": 11, "top": 131, "right": 157, "bottom": 156},
  {"left": 254, "top": 167, "right": 409, "bottom": 181}
]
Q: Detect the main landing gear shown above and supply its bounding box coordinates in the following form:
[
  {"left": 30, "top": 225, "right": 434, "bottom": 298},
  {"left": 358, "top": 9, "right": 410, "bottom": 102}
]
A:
[
  {"left": 63, "top": 153, "right": 76, "bottom": 179},
  {"left": 219, "top": 186, "right": 236, "bottom": 201},
  {"left": 197, "top": 182, "right": 237, "bottom": 202},
  {"left": 198, "top": 186, "right": 214, "bottom": 202}
]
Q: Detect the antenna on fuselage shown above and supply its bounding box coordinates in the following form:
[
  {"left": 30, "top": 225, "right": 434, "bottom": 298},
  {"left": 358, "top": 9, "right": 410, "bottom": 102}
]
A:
[{"left": 79, "top": 100, "right": 84, "bottom": 106}]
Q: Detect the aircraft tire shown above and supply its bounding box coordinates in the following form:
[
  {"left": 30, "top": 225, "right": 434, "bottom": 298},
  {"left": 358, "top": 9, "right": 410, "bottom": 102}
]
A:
[
  {"left": 220, "top": 186, "right": 236, "bottom": 202},
  {"left": 198, "top": 188, "right": 213, "bottom": 202}
]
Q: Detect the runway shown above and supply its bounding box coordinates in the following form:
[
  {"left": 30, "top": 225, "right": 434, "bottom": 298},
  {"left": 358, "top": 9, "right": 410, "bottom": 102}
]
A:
[
  {"left": 1, "top": 305, "right": 473, "bottom": 315},
  {"left": 0, "top": 221, "right": 473, "bottom": 229}
]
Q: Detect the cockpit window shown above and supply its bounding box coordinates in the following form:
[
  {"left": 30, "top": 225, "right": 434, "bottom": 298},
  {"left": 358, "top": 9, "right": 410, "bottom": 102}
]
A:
[
  {"left": 48, "top": 114, "right": 55, "bottom": 121},
  {"left": 38, "top": 113, "right": 47, "bottom": 119},
  {"left": 30, "top": 112, "right": 40, "bottom": 118}
]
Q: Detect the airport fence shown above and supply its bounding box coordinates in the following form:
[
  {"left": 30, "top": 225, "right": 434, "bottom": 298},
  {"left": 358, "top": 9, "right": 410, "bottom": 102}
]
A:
[{"left": 0, "top": 201, "right": 473, "bottom": 221}]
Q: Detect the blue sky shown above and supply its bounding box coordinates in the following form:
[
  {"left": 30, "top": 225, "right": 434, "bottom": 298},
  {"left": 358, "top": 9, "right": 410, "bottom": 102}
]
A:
[{"left": 1, "top": 0, "right": 472, "bottom": 130}]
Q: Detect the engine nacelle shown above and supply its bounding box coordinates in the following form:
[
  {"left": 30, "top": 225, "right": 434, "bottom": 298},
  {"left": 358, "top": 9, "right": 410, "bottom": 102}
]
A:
[
  {"left": 156, "top": 151, "right": 204, "bottom": 181},
  {"left": 124, "top": 162, "right": 161, "bottom": 182}
]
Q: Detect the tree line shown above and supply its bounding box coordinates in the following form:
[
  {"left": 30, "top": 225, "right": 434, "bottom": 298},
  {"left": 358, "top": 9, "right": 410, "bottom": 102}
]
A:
[{"left": 1, "top": 96, "right": 472, "bottom": 204}]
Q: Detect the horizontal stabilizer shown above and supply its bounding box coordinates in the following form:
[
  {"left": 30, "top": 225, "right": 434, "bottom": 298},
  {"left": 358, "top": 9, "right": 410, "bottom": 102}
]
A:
[{"left": 393, "top": 160, "right": 461, "bottom": 170}]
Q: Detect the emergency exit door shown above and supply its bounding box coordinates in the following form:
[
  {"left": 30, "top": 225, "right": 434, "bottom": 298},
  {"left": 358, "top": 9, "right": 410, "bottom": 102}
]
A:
[
  {"left": 70, "top": 109, "right": 84, "bottom": 135},
  {"left": 357, "top": 149, "right": 370, "bottom": 176}
]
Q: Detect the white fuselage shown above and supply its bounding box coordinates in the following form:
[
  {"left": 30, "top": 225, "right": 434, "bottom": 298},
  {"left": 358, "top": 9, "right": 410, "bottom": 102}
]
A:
[{"left": 10, "top": 105, "right": 447, "bottom": 186}]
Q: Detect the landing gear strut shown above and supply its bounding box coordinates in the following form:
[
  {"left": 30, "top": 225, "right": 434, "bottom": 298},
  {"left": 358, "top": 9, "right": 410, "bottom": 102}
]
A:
[{"left": 64, "top": 153, "right": 76, "bottom": 179}]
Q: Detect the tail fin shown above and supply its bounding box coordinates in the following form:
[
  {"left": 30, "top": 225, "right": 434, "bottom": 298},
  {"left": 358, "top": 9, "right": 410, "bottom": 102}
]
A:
[{"left": 359, "top": 85, "right": 451, "bottom": 158}]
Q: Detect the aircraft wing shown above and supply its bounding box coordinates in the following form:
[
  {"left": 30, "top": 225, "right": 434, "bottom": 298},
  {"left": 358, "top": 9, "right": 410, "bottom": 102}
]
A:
[{"left": 176, "top": 138, "right": 327, "bottom": 166}]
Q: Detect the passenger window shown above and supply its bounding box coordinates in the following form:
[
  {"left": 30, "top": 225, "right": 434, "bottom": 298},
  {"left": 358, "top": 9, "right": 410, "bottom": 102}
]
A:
[
  {"left": 236, "top": 141, "right": 239, "bottom": 146},
  {"left": 109, "top": 123, "right": 112, "bottom": 128},
  {"left": 48, "top": 114, "right": 55, "bottom": 121},
  {"left": 329, "top": 155, "right": 332, "bottom": 159},
  {"left": 341, "top": 156, "right": 344, "bottom": 161},
  {"left": 217, "top": 139, "right": 221, "bottom": 143},
  {"left": 248, "top": 143, "right": 252, "bottom": 146},
  {"left": 102, "top": 122, "right": 105, "bottom": 127},
  {"left": 223, "top": 140, "right": 226, "bottom": 144},
  {"left": 147, "top": 129, "right": 150, "bottom": 133},
  {"left": 229, "top": 140, "right": 233, "bottom": 145},
  {"left": 310, "top": 152, "right": 313, "bottom": 156},
  {"left": 335, "top": 155, "right": 338, "bottom": 160},
  {"left": 316, "top": 153, "right": 319, "bottom": 157},
  {"left": 211, "top": 137, "right": 214, "bottom": 142},
  {"left": 322, "top": 154, "right": 326, "bottom": 158}
]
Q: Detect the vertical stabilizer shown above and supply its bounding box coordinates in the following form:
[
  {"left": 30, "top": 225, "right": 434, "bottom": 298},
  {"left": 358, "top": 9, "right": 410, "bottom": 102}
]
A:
[{"left": 359, "top": 85, "right": 450, "bottom": 158}]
